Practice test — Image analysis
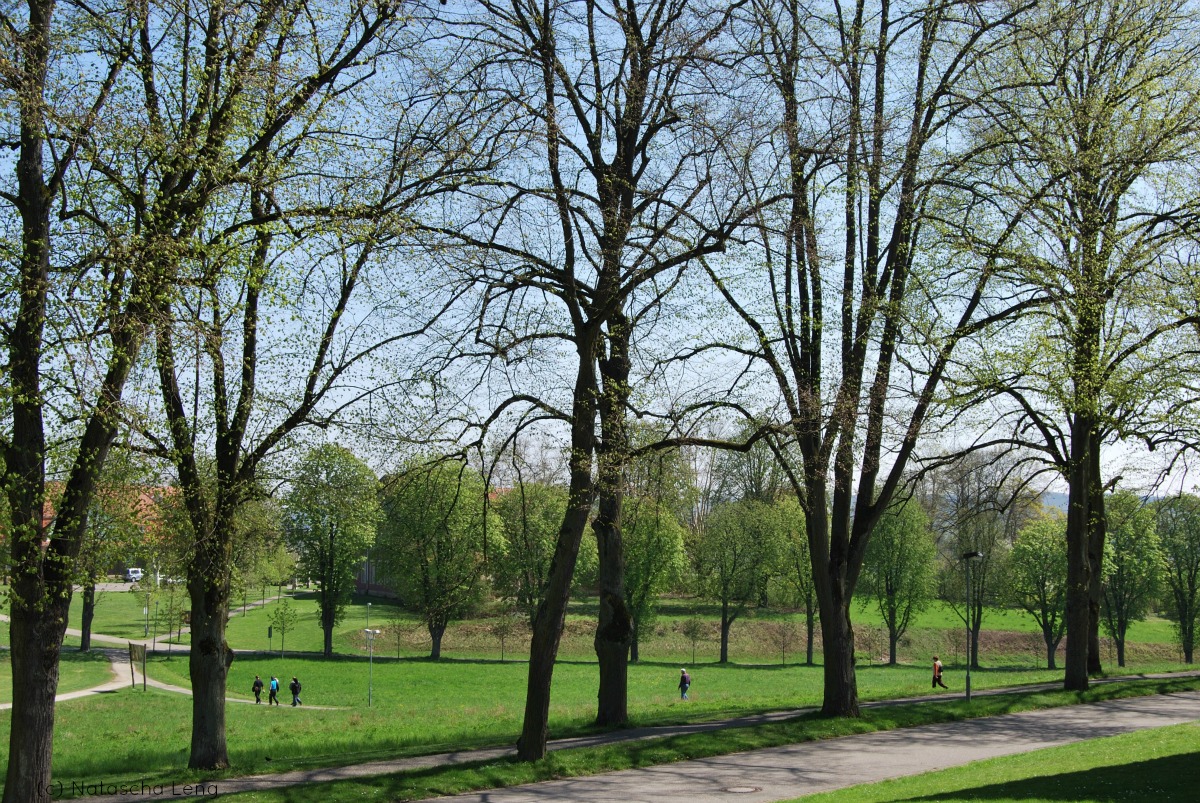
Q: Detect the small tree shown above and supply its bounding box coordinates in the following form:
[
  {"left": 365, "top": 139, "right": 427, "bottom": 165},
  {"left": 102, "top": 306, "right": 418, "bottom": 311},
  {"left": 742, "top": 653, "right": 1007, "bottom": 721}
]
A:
[
  {"left": 490, "top": 613, "right": 525, "bottom": 662},
  {"left": 692, "top": 500, "right": 784, "bottom": 663},
  {"left": 1101, "top": 491, "right": 1165, "bottom": 667},
  {"left": 377, "top": 460, "right": 504, "bottom": 659},
  {"left": 860, "top": 501, "right": 937, "bottom": 665},
  {"left": 159, "top": 586, "right": 188, "bottom": 660},
  {"left": 1155, "top": 494, "right": 1200, "bottom": 663},
  {"left": 268, "top": 599, "right": 299, "bottom": 659},
  {"left": 1007, "top": 512, "right": 1069, "bottom": 669},
  {"left": 285, "top": 445, "right": 381, "bottom": 657},
  {"left": 680, "top": 617, "right": 706, "bottom": 665},
  {"left": 764, "top": 620, "right": 799, "bottom": 665},
  {"left": 385, "top": 612, "right": 408, "bottom": 661}
]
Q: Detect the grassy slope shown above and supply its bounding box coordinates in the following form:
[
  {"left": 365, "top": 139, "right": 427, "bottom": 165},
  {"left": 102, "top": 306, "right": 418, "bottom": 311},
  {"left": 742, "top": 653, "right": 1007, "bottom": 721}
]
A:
[
  {"left": 207, "top": 677, "right": 1200, "bottom": 803},
  {"left": 0, "top": 650, "right": 115, "bottom": 705}
]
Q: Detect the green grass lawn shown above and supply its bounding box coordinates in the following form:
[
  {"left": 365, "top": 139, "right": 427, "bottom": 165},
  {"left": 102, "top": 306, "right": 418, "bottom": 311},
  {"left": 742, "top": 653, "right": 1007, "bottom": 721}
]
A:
[
  {"left": 0, "top": 649, "right": 116, "bottom": 705},
  {"left": 793, "top": 720, "right": 1200, "bottom": 802},
  {"left": 191, "top": 676, "right": 1200, "bottom": 803}
]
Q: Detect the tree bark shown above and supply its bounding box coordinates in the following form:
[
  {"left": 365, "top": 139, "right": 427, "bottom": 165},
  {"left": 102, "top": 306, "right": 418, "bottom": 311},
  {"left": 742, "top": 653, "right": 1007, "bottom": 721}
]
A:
[
  {"left": 429, "top": 622, "right": 445, "bottom": 660},
  {"left": 80, "top": 582, "right": 96, "bottom": 652},
  {"left": 1064, "top": 412, "right": 1096, "bottom": 691},
  {"left": 516, "top": 346, "right": 599, "bottom": 761},
  {"left": 805, "top": 603, "right": 815, "bottom": 666},
  {"left": 719, "top": 599, "right": 732, "bottom": 664},
  {"left": 819, "top": 600, "right": 859, "bottom": 717},
  {"left": 1086, "top": 443, "right": 1106, "bottom": 676},
  {"left": 187, "top": 577, "right": 234, "bottom": 770},
  {"left": 4, "top": 594, "right": 69, "bottom": 803},
  {"left": 594, "top": 316, "right": 631, "bottom": 727}
]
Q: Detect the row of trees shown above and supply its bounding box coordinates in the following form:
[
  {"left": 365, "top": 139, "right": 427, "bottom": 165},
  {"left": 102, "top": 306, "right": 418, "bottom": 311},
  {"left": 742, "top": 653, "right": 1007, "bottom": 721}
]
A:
[{"left": 4, "top": 0, "right": 1200, "bottom": 798}]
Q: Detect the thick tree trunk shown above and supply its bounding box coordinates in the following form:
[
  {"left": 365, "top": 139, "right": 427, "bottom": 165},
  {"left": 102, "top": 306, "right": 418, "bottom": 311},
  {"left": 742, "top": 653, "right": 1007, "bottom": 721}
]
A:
[
  {"left": 594, "top": 316, "right": 631, "bottom": 726},
  {"left": 516, "top": 348, "right": 598, "bottom": 761},
  {"left": 629, "top": 621, "right": 640, "bottom": 663},
  {"left": 1115, "top": 636, "right": 1126, "bottom": 667},
  {"left": 719, "top": 599, "right": 732, "bottom": 664},
  {"left": 429, "top": 622, "right": 445, "bottom": 660},
  {"left": 1064, "top": 413, "right": 1095, "bottom": 691},
  {"left": 4, "top": 594, "right": 69, "bottom": 803},
  {"left": 805, "top": 605, "right": 815, "bottom": 666},
  {"left": 819, "top": 601, "right": 859, "bottom": 717},
  {"left": 80, "top": 582, "right": 96, "bottom": 652},
  {"left": 187, "top": 511, "right": 236, "bottom": 770},
  {"left": 888, "top": 631, "right": 898, "bottom": 665},
  {"left": 970, "top": 623, "right": 982, "bottom": 670},
  {"left": 1086, "top": 446, "right": 1106, "bottom": 676}
]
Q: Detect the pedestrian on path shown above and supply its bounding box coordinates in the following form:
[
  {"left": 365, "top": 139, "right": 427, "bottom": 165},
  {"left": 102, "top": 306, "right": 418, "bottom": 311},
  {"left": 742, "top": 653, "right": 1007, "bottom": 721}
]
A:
[
  {"left": 252, "top": 675, "right": 264, "bottom": 704},
  {"left": 932, "top": 655, "right": 948, "bottom": 689},
  {"left": 290, "top": 676, "right": 302, "bottom": 706},
  {"left": 269, "top": 675, "right": 280, "bottom": 705},
  {"left": 679, "top": 669, "right": 691, "bottom": 700}
]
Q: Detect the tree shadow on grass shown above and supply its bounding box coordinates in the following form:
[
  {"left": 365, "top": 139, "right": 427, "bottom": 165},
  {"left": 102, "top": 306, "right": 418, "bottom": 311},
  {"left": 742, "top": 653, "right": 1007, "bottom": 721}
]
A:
[{"left": 898, "top": 752, "right": 1200, "bottom": 802}]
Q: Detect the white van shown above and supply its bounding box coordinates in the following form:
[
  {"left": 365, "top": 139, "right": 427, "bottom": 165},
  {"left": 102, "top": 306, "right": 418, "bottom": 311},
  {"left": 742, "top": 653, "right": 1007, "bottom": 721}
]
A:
[{"left": 124, "top": 567, "right": 144, "bottom": 583}]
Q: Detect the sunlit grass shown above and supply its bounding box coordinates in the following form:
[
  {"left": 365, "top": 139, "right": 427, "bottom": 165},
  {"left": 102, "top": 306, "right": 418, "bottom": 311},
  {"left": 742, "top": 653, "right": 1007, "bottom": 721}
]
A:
[
  {"left": 0, "top": 649, "right": 116, "bottom": 705},
  {"left": 793, "top": 721, "right": 1200, "bottom": 802}
]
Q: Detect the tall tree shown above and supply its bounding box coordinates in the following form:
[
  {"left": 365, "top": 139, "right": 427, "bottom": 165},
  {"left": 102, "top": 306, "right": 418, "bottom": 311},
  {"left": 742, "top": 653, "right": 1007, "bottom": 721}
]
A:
[
  {"left": 1101, "top": 490, "right": 1164, "bottom": 667},
  {"left": 0, "top": 7, "right": 145, "bottom": 800},
  {"left": 443, "top": 0, "right": 754, "bottom": 752},
  {"left": 115, "top": 1, "right": 488, "bottom": 769},
  {"left": 859, "top": 500, "right": 937, "bottom": 665},
  {"left": 284, "top": 444, "right": 381, "bottom": 658},
  {"left": 1155, "top": 493, "right": 1200, "bottom": 662},
  {"left": 700, "top": 0, "right": 1034, "bottom": 716},
  {"left": 376, "top": 459, "right": 501, "bottom": 659},
  {"left": 691, "top": 499, "right": 784, "bottom": 662},
  {"left": 1007, "top": 511, "right": 1069, "bottom": 668},
  {"left": 956, "top": 0, "right": 1200, "bottom": 689}
]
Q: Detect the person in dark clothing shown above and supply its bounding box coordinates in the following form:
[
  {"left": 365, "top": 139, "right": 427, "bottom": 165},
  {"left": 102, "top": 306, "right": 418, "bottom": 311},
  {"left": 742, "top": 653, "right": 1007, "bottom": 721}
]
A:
[
  {"left": 289, "top": 676, "right": 302, "bottom": 706},
  {"left": 678, "top": 668, "right": 691, "bottom": 700},
  {"left": 252, "top": 675, "right": 264, "bottom": 704},
  {"left": 268, "top": 676, "right": 280, "bottom": 705},
  {"left": 932, "top": 656, "right": 949, "bottom": 689}
]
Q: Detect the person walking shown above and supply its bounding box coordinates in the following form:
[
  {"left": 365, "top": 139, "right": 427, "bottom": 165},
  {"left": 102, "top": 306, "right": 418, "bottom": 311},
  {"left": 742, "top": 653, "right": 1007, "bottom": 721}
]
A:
[
  {"left": 932, "top": 655, "right": 948, "bottom": 689},
  {"left": 268, "top": 675, "right": 280, "bottom": 705},
  {"left": 678, "top": 668, "right": 691, "bottom": 700},
  {"left": 252, "top": 675, "right": 264, "bottom": 704},
  {"left": 289, "top": 675, "right": 302, "bottom": 706}
]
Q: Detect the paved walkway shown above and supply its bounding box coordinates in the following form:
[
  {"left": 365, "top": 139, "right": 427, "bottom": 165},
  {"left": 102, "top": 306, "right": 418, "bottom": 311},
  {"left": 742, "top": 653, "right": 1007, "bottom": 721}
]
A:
[
  {"left": 427, "top": 690, "right": 1200, "bottom": 803},
  {"left": 65, "top": 678, "right": 1200, "bottom": 803}
]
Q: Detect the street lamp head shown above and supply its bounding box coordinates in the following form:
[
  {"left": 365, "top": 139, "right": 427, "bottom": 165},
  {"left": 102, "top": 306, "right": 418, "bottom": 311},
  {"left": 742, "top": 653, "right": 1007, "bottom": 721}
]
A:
[{"left": 962, "top": 550, "right": 984, "bottom": 560}]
